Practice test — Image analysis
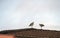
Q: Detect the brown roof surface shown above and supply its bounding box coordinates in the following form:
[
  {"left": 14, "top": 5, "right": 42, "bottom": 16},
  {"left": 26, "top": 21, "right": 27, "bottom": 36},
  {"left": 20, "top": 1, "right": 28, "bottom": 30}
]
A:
[{"left": 0, "top": 28, "right": 60, "bottom": 34}]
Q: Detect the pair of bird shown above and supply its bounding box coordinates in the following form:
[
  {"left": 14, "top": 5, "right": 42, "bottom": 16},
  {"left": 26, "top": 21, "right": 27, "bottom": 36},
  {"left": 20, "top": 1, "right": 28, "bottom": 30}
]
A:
[{"left": 29, "top": 22, "right": 44, "bottom": 29}]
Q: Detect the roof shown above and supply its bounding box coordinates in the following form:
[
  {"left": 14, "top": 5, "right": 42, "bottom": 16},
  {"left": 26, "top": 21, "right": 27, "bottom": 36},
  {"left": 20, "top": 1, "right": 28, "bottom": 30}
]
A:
[{"left": 0, "top": 28, "right": 60, "bottom": 34}]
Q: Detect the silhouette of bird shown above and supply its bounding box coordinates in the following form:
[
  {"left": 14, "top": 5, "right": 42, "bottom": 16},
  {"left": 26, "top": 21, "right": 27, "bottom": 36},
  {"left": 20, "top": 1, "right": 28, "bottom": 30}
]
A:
[
  {"left": 39, "top": 24, "right": 44, "bottom": 29},
  {"left": 29, "top": 22, "right": 34, "bottom": 28}
]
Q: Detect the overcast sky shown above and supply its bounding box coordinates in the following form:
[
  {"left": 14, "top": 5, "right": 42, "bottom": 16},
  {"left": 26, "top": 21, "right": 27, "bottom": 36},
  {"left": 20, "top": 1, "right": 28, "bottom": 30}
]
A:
[{"left": 0, "top": 0, "right": 60, "bottom": 31}]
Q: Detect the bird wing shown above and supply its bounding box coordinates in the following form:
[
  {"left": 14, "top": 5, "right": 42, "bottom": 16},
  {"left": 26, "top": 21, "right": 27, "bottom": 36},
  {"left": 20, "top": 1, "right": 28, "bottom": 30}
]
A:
[{"left": 29, "top": 22, "right": 34, "bottom": 26}]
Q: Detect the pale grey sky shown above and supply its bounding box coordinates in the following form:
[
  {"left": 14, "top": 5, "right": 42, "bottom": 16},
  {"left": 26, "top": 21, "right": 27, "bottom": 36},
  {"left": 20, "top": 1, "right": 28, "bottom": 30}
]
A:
[{"left": 0, "top": 0, "right": 60, "bottom": 31}]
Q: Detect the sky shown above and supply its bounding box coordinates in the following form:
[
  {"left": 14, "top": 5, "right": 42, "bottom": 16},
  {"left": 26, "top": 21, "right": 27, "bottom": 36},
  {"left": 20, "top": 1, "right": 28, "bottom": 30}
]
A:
[{"left": 0, "top": 0, "right": 60, "bottom": 31}]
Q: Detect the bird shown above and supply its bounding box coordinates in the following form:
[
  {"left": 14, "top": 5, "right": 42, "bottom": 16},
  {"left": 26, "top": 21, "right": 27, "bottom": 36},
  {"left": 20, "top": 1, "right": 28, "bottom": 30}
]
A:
[
  {"left": 29, "top": 22, "right": 34, "bottom": 28},
  {"left": 39, "top": 24, "right": 44, "bottom": 29}
]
